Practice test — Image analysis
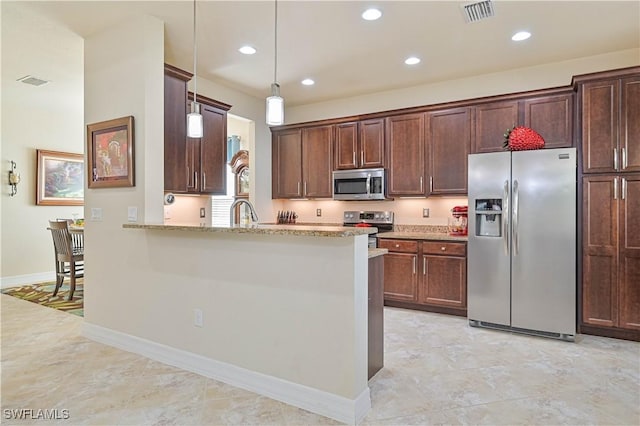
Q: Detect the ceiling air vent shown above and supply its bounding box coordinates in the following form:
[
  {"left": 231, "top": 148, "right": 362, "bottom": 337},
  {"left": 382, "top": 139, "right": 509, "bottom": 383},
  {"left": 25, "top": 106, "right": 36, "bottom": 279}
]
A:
[
  {"left": 17, "top": 75, "right": 49, "bottom": 86},
  {"left": 461, "top": 0, "right": 495, "bottom": 23}
]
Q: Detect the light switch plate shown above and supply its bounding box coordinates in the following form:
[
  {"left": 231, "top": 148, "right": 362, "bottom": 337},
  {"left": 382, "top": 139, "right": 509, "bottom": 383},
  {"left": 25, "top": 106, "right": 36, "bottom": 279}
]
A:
[
  {"left": 91, "top": 207, "right": 102, "bottom": 221},
  {"left": 127, "top": 206, "right": 138, "bottom": 222}
]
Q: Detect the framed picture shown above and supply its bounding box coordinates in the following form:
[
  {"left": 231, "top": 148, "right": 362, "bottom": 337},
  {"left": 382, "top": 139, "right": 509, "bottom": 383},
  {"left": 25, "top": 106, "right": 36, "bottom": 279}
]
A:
[
  {"left": 36, "top": 150, "right": 84, "bottom": 206},
  {"left": 86, "top": 115, "right": 134, "bottom": 188}
]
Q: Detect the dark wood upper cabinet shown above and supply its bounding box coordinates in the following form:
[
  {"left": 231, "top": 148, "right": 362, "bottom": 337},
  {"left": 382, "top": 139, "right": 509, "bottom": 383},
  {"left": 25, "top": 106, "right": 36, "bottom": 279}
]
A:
[
  {"left": 472, "top": 101, "right": 518, "bottom": 153},
  {"left": 164, "top": 64, "right": 231, "bottom": 195},
  {"left": 272, "top": 125, "right": 333, "bottom": 199},
  {"left": 164, "top": 64, "right": 191, "bottom": 193},
  {"left": 335, "top": 122, "right": 358, "bottom": 169},
  {"left": 302, "top": 125, "right": 334, "bottom": 198},
  {"left": 621, "top": 76, "right": 640, "bottom": 173},
  {"left": 427, "top": 107, "right": 471, "bottom": 195},
  {"left": 579, "top": 74, "right": 639, "bottom": 174},
  {"left": 334, "top": 119, "right": 384, "bottom": 170},
  {"left": 523, "top": 93, "right": 574, "bottom": 149},
  {"left": 272, "top": 129, "right": 303, "bottom": 198},
  {"left": 386, "top": 113, "right": 426, "bottom": 196},
  {"left": 360, "top": 118, "right": 385, "bottom": 168},
  {"left": 199, "top": 103, "right": 227, "bottom": 194}
]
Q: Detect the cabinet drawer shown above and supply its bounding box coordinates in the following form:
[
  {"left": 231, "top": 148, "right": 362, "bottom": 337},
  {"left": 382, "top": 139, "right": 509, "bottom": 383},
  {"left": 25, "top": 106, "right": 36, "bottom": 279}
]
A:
[
  {"left": 378, "top": 239, "right": 419, "bottom": 253},
  {"left": 422, "top": 242, "right": 466, "bottom": 256}
]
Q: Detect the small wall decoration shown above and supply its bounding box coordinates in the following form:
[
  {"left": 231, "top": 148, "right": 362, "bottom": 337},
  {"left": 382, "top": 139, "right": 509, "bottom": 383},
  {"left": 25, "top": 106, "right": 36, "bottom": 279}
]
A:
[
  {"left": 87, "top": 116, "right": 135, "bottom": 188},
  {"left": 36, "top": 150, "right": 84, "bottom": 206}
]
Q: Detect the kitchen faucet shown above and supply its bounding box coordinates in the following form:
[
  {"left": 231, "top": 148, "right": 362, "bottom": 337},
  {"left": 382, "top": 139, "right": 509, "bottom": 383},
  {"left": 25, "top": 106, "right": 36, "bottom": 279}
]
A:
[{"left": 229, "top": 199, "right": 259, "bottom": 226}]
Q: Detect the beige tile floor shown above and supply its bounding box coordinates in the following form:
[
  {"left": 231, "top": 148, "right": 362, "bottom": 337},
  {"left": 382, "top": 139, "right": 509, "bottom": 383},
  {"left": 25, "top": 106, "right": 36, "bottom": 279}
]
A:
[{"left": 1, "top": 293, "right": 639, "bottom": 425}]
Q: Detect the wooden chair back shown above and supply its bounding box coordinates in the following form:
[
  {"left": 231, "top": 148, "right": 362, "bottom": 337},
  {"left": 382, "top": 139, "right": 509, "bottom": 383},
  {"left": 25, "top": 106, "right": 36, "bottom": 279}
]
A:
[{"left": 48, "top": 220, "right": 74, "bottom": 260}]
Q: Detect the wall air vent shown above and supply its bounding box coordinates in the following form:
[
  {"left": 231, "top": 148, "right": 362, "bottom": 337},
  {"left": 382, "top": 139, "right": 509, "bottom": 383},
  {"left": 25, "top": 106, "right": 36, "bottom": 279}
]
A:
[
  {"left": 461, "top": 0, "right": 495, "bottom": 23},
  {"left": 16, "top": 75, "right": 49, "bottom": 86}
]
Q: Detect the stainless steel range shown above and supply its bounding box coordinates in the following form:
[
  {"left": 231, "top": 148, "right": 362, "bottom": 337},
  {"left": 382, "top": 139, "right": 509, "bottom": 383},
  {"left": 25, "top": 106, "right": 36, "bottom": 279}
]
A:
[{"left": 343, "top": 210, "right": 394, "bottom": 248}]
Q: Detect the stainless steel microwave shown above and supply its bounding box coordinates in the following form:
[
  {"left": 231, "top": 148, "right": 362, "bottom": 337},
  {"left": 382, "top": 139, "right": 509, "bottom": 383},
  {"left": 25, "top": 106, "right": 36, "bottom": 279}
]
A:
[{"left": 332, "top": 168, "right": 386, "bottom": 200}]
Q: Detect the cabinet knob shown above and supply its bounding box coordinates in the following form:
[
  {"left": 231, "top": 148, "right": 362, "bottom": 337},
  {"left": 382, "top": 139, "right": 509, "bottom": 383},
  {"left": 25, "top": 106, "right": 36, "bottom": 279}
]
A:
[
  {"left": 395, "top": 244, "right": 400, "bottom": 248},
  {"left": 441, "top": 246, "right": 446, "bottom": 251}
]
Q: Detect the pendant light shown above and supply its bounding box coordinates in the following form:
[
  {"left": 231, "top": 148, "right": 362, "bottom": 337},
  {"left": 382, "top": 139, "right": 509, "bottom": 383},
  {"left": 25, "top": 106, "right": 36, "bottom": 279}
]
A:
[
  {"left": 187, "top": 0, "right": 203, "bottom": 138},
  {"left": 266, "top": 0, "right": 284, "bottom": 126}
]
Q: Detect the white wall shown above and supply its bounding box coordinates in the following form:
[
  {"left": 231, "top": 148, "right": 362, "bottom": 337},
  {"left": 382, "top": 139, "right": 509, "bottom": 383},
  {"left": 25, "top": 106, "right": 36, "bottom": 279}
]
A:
[
  {"left": 286, "top": 48, "right": 640, "bottom": 124},
  {"left": 1, "top": 3, "right": 84, "bottom": 285}
]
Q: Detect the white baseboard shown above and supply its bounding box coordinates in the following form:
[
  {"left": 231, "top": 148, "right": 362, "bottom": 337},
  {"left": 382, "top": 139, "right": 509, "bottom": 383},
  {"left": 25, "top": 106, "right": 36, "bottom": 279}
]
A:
[
  {"left": 1, "top": 271, "right": 56, "bottom": 289},
  {"left": 82, "top": 322, "right": 371, "bottom": 425}
]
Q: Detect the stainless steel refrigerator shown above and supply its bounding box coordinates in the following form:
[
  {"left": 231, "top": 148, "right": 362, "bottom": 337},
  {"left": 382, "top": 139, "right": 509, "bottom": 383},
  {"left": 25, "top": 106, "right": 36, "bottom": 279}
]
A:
[{"left": 467, "top": 148, "right": 576, "bottom": 341}]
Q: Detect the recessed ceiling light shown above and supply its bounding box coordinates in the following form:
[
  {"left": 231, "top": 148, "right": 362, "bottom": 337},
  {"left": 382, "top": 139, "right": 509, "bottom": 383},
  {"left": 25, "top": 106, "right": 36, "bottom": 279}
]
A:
[
  {"left": 301, "top": 78, "right": 315, "bottom": 86},
  {"left": 404, "top": 56, "right": 421, "bottom": 65},
  {"left": 362, "top": 8, "right": 382, "bottom": 21},
  {"left": 511, "top": 31, "right": 531, "bottom": 41},
  {"left": 238, "top": 45, "right": 256, "bottom": 55}
]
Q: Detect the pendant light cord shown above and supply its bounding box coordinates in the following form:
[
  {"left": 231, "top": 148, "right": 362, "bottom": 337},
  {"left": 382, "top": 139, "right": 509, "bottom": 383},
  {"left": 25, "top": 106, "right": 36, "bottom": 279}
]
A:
[
  {"left": 193, "top": 0, "right": 198, "bottom": 103},
  {"left": 274, "top": 0, "right": 278, "bottom": 85}
]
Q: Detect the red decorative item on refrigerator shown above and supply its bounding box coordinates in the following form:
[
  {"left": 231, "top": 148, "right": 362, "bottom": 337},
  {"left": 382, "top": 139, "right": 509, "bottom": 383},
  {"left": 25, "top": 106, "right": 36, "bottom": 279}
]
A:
[
  {"left": 449, "top": 206, "right": 468, "bottom": 236},
  {"left": 503, "top": 126, "right": 545, "bottom": 151}
]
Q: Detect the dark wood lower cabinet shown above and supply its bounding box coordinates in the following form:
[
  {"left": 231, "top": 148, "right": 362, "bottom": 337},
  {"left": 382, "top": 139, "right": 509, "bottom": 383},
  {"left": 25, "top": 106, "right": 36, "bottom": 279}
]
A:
[
  {"left": 581, "top": 174, "right": 640, "bottom": 341},
  {"left": 379, "top": 239, "right": 467, "bottom": 316},
  {"left": 368, "top": 255, "right": 384, "bottom": 380}
]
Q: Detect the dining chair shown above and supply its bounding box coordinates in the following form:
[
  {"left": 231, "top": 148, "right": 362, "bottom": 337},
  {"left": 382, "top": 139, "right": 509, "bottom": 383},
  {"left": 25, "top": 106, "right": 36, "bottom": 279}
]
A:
[{"left": 47, "top": 220, "right": 84, "bottom": 300}]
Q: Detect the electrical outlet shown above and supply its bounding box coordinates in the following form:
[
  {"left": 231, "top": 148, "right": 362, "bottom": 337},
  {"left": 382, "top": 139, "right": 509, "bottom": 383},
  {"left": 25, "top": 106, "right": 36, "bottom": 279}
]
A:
[
  {"left": 194, "top": 308, "right": 203, "bottom": 327},
  {"left": 200, "top": 208, "right": 206, "bottom": 218},
  {"left": 423, "top": 208, "right": 430, "bottom": 218},
  {"left": 316, "top": 208, "right": 322, "bottom": 217}
]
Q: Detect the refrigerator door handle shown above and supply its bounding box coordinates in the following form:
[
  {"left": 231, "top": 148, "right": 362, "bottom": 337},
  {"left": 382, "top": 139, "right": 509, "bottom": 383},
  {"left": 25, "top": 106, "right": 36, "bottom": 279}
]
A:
[
  {"left": 503, "top": 180, "right": 510, "bottom": 256},
  {"left": 513, "top": 179, "right": 519, "bottom": 256}
]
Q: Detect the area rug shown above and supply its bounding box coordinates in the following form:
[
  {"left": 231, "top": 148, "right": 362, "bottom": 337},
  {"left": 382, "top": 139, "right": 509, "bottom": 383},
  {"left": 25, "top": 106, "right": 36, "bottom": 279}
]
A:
[{"left": 1, "top": 280, "right": 83, "bottom": 317}]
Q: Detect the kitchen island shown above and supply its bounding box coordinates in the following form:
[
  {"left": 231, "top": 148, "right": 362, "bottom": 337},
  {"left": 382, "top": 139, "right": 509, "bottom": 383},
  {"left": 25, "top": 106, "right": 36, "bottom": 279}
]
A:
[{"left": 86, "top": 223, "right": 376, "bottom": 425}]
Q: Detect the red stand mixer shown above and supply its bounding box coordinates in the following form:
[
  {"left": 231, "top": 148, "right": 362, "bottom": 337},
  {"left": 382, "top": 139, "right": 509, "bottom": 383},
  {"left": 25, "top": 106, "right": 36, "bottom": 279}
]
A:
[{"left": 449, "top": 205, "right": 468, "bottom": 236}]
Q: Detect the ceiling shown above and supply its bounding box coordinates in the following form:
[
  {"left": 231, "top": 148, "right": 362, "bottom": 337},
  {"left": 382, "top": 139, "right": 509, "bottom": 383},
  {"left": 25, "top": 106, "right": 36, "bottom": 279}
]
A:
[{"left": 6, "top": 1, "right": 640, "bottom": 107}]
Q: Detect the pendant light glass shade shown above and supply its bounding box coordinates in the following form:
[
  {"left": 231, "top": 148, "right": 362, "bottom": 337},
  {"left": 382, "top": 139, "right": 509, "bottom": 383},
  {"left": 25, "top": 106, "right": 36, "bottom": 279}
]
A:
[
  {"left": 187, "top": 101, "right": 203, "bottom": 138},
  {"left": 266, "top": 83, "right": 284, "bottom": 126}
]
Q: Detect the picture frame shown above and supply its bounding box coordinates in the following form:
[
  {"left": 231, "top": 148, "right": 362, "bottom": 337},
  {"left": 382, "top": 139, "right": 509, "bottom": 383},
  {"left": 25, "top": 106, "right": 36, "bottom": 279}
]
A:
[
  {"left": 36, "top": 149, "right": 84, "bottom": 206},
  {"left": 86, "top": 115, "right": 134, "bottom": 188}
]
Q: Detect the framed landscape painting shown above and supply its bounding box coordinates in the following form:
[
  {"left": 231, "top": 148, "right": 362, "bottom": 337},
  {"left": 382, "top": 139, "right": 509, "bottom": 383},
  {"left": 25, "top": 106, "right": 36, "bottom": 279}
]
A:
[
  {"left": 86, "top": 115, "right": 135, "bottom": 188},
  {"left": 36, "top": 149, "right": 84, "bottom": 206}
]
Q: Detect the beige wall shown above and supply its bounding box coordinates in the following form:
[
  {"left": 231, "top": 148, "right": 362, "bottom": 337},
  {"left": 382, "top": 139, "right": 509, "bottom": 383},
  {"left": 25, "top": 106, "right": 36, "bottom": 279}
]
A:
[{"left": 1, "top": 3, "right": 84, "bottom": 285}]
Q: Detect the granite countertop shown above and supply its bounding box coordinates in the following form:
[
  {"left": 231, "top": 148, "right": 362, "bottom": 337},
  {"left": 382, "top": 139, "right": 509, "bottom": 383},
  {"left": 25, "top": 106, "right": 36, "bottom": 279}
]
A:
[
  {"left": 378, "top": 231, "right": 468, "bottom": 242},
  {"left": 123, "top": 223, "right": 377, "bottom": 238},
  {"left": 368, "top": 248, "right": 388, "bottom": 259}
]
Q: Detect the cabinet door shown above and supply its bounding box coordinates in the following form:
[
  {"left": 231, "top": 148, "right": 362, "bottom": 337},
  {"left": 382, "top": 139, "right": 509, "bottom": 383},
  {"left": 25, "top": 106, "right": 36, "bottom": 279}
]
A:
[
  {"left": 383, "top": 253, "right": 418, "bottom": 302},
  {"left": 619, "top": 174, "right": 640, "bottom": 330},
  {"left": 581, "top": 80, "right": 619, "bottom": 174},
  {"left": 200, "top": 104, "right": 227, "bottom": 194},
  {"left": 360, "top": 118, "right": 385, "bottom": 168},
  {"left": 272, "top": 129, "right": 303, "bottom": 198},
  {"left": 302, "top": 125, "right": 333, "bottom": 198},
  {"left": 427, "top": 107, "right": 471, "bottom": 195},
  {"left": 164, "top": 72, "right": 189, "bottom": 192},
  {"left": 582, "top": 175, "right": 619, "bottom": 327},
  {"left": 473, "top": 101, "right": 518, "bottom": 153},
  {"left": 524, "top": 93, "right": 574, "bottom": 149},
  {"left": 185, "top": 137, "right": 200, "bottom": 191},
  {"left": 420, "top": 255, "right": 467, "bottom": 308},
  {"left": 335, "top": 122, "right": 358, "bottom": 170},
  {"left": 621, "top": 76, "right": 640, "bottom": 172},
  {"left": 386, "top": 113, "right": 425, "bottom": 196}
]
